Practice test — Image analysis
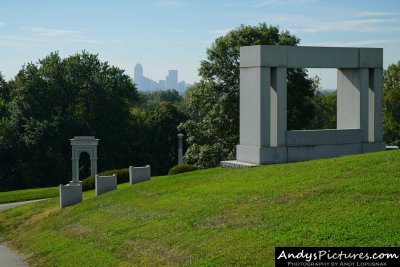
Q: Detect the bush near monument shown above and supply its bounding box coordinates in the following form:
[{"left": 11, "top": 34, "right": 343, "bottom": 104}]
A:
[{"left": 168, "top": 164, "right": 198, "bottom": 175}]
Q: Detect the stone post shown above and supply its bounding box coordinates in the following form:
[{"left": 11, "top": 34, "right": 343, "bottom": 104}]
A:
[
  {"left": 177, "top": 133, "right": 184, "bottom": 165},
  {"left": 70, "top": 156, "right": 79, "bottom": 185}
]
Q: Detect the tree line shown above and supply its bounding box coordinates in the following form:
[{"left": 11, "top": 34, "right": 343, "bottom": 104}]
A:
[{"left": 1, "top": 23, "right": 399, "bottom": 191}]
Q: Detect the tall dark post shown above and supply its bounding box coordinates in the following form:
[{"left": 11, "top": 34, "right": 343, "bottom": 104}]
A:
[{"left": 177, "top": 133, "right": 184, "bottom": 165}]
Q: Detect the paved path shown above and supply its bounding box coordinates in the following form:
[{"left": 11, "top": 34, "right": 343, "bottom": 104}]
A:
[
  {"left": 0, "top": 244, "right": 30, "bottom": 267},
  {"left": 0, "top": 199, "right": 51, "bottom": 267},
  {"left": 0, "top": 198, "right": 50, "bottom": 212}
]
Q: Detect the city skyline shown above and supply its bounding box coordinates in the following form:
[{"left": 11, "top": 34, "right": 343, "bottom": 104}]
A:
[
  {"left": 134, "top": 63, "right": 191, "bottom": 93},
  {"left": 0, "top": 1, "right": 400, "bottom": 89}
]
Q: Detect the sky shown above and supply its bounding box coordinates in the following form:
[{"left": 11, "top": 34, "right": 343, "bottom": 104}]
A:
[{"left": 0, "top": 0, "right": 400, "bottom": 89}]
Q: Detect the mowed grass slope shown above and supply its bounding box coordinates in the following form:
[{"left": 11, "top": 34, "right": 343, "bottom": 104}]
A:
[{"left": 1, "top": 151, "right": 400, "bottom": 266}]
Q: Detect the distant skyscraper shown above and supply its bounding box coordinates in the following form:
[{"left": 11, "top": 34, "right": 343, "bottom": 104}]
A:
[
  {"left": 166, "top": 69, "right": 178, "bottom": 89},
  {"left": 178, "top": 81, "right": 186, "bottom": 94},
  {"left": 159, "top": 80, "right": 166, "bottom": 90},
  {"left": 134, "top": 63, "right": 143, "bottom": 85}
]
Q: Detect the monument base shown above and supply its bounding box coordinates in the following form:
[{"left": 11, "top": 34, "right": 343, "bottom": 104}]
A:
[
  {"left": 236, "top": 145, "right": 287, "bottom": 165},
  {"left": 220, "top": 160, "right": 258, "bottom": 169},
  {"left": 68, "top": 180, "right": 81, "bottom": 186},
  {"left": 232, "top": 142, "right": 386, "bottom": 167}
]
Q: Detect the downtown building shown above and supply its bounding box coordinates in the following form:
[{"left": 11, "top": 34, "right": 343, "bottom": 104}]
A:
[{"left": 134, "top": 63, "right": 190, "bottom": 94}]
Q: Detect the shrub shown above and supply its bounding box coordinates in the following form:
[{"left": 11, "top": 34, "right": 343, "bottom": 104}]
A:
[
  {"left": 81, "top": 168, "right": 129, "bottom": 191},
  {"left": 168, "top": 164, "right": 198, "bottom": 175}
]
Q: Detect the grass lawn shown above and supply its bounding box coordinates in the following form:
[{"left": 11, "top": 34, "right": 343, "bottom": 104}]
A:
[
  {"left": 0, "top": 150, "right": 399, "bottom": 266},
  {"left": 0, "top": 186, "right": 59, "bottom": 204}
]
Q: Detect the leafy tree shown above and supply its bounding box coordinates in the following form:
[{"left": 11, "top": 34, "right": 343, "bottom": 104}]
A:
[
  {"left": 309, "top": 76, "right": 337, "bottom": 129},
  {"left": 310, "top": 91, "right": 337, "bottom": 129},
  {"left": 148, "top": 102, "right": 188, "bottom": 174},
  {"left": 139, "top": 89, "right": 182, "bottom": 110},
  {"left": 0, "top": 72, "right": 20, "bottom": 189},
  {"left": 179, "top": 23, "right": 316, "bottom": 168},
  {"left": 383, "top": 61, "right": 400, "bottom": 146},
  {"left": 129, "top": 102, "right": 188, "bottom": 175}
]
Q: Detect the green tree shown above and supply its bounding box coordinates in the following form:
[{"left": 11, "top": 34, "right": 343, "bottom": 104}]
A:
[
  {"left": 310, "top": 91, "right": 337, "bottom": 129},
  {"left": 309, "top": 76, "right": 337, "bottom": 129},
  {"left": 148, "top": 102, "right": 188, "bottom": 174},
  {"left": 0, "top": 72, "right": 20, "bottom": 189},
  {"left": 129, "top": 102, "right": 188, "bottom": 175},
  {"left": 139, "top": 89, "right": 182, "bottom": 110},
  {"left": 179, "top": 23, "right": 316, "bottom": 168},
  {"left": 383, "top": 61, "right": 400, "bottom": 146}
]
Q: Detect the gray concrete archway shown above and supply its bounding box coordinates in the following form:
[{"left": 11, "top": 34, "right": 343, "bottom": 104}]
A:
[
  {"left": 70, "top": 136, "right": 99, "bottom": 184},
  {"left": 234, "top": 45, "right": 385, "bottom": 165}
]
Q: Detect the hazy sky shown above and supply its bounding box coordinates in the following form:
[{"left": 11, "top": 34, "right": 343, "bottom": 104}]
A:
[{"left": 1, "top": 0, "right": 399, "bottom": 88}]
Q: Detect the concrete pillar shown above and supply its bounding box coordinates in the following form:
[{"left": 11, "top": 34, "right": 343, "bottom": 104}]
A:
[
  {"left": 337, "top": 68, "right": 382, "bottom": 143},
  {"left": 239, "top": 66, "right": 271, "bottom": 147},
  {"left": 237, "top": 64, "right": 287, "bottom": 164},
  {"left": 70, "top": 156, "right": 79, "bottom": 185},
  {"left": 360, "top": 68, "right": 370, "bottom": 142},
  {"left": 337, "top": 68, "right": 361, "bottom": 129},
  {"left": 371, "top": 68, "right": 383, "bottom": 142},
  {"left": 90, "top": 147, "right": 98, "bottom": 176},
  {"left": 177, "top": 133, "right": 184, "bottom": 165},
  {"left": 270, "top": 67, "right": 287, "bottom": 147}
]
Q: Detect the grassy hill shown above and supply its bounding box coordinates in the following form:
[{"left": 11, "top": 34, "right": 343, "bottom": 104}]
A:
[{"left": 1, "top": 150, "right": 399, "bottom": 266}]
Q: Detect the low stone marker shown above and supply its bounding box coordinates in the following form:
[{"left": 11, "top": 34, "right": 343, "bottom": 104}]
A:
[
  {"left": 129, "top": 165, "right": 151, "bottom": 184},
  {"left": 59, "top": 184, "right": 82, "bottom": 208},
  {"left": 95, "top": 174, "right": 117, "bottom": 196}
]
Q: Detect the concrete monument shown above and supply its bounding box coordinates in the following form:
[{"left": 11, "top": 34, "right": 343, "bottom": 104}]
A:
[
  {"left": 129, "top": 165, "right": 151, "bottom": 184},
  {"left": 95, "top": 174, "right": 117, "bottom": 196},
  {"left": 59, "top": 184, "right": 82, "bottom": 208},
  {"left": 225, "top": 45, "right": 385, "bottom": 166},
  {"left": 70, "top": 136, "right": 99, "bottom": 184},
  {"left": 60, "top": 136, "right": 99, "bottom": 208}
]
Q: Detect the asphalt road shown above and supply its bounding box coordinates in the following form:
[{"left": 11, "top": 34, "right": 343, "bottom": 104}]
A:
[
  {"left": 0, "top": 198, "right": 51, "bottom": 267},
  {"left": 0, "top": 243, "right": 30, "bottom": 267},
  {"left": 0, "top": 199, "right": 49, "bottom": 212}
]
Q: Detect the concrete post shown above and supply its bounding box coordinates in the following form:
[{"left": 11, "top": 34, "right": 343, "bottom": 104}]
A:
[
  {"left": 90, "top": 155, "right": 97, "bottom": 176},
  {"left": 70, "top": 157, "right": 79, "bottom": 185},
  {"left": 177, "top": 133, "right": 184, "bottom": 165}
]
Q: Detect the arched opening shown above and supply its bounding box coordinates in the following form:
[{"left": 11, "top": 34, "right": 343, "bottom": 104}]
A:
[
  {"left": 70, "top": 136, "right": 99, "bottom": 184},
  {"left": 79, "top": 151, "right": 91, "bottom": 180}
]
